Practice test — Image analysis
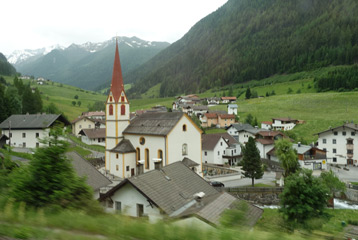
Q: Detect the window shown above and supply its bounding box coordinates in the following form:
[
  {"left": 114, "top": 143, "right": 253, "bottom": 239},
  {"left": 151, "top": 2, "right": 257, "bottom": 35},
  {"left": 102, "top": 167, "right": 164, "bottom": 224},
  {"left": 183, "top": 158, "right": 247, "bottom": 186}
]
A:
[
  {"left": 347, "top": 149, "right": 353, "bottom": 154},
  {"left": 126, "top": 166, "right": 129, "bottom": 171},
  {"left": 323, "top": 148, "right": 327, "bottom": 152},
  {"left": 139, "top": 137, "right": 145, "bottom": 145},
  {"left": 343, "top": 131, "right": 346, "bottom": 136},
  {"left": 218, "top": 151, "right": 220, "bottom": 156},
  {"left": 322, "top": 139, "right": 327, "bottom": 144},
  {"left": 36, "top": 142, "right": 39, "bottom": 148},
  {"left": 223, "top": 150, "right": 226, "bottom": 155},
  {"left": 347, "top": 139, "right": 354, "bottom": 145},
  {"left": 110, "top": 96, "right": 113, "bottom": 102},
  {"left": 23, "top": 142, "right": 26, "bottom": 147},
  {"left": 137, "top": 204, "right": 144, "bottom": 217},
  {"left": 79, "top": 125, "right": 82, "bottom": 129},
  {"left": 182, "top": 124, "right": 187, "bottom": 132},
  {"left": 204, "top": 151, "right": 207, "bottom": 156},
  {"left": 116, "top": 153, "right": 119, "bottom": 159},
  {"left": 115, "top": 201, "right": 121, "bottom": 212},
  {"left": 158, "top": 150, "right": 163, "bottom": 160},
  {"left": 352, "top": 132, "right": 356, "bottom": 136},
  {"left": 121, "top": 104, "right": 125, "bottom": 115},
  {"left": 182, "top": 144, "right": 188, "bottom": 155},
  {"left": 121, "top": 96, "right": 124, "bottom": 102},
  {"left": 220, "top": 142, "right": 223, "bottom": 146},
  {"left": 145, "top": 149, "right": 149, "bottom": 169},
  {"left": 88, "top": 125, "right": 91, "bottom": 128},
  {"left": 116, "top": 165, "right": 119, "bottom": 171},
  {"left": 333, "top": 148, "right": 336, "bottom": 153},
  {"left": 36, "top": 133, "right": 39, "bottom": 138},
  {"left": 332, "top": 139, "right": 336, "bottom": 144},
  {"left": 109, "top": 104, "right": 113, "bottom": 115},
  {"left": 334, "top": 131, "right": 338, "bottom": 135},
  {"left": 22, "top": 133, "right": 26, "bottom": 138},
  {"left": 136, "top": 148, "right": 141, "bottom": 162},
  {"left": 333, "top": 157, "right": 337, "bottom": 162}
]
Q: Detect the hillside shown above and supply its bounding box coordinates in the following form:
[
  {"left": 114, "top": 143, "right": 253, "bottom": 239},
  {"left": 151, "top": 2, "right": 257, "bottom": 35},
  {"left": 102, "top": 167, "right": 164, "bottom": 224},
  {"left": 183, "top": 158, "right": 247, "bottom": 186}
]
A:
[
  {"left": 126, "top": 0, "right": 358, "bottom": 97},
  {"left": 14, "top": 37, "right": 170, "bottom": 91},
  {"left": 0, "top": 53, "right": 16, "bottom": 75}
]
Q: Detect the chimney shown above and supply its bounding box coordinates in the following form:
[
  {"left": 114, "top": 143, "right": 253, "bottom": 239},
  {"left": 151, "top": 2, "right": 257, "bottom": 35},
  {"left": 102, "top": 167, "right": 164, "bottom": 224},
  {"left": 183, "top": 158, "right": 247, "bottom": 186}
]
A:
[
  {"left": 298, "top": 142, "right": 301, "bottom": 147},
  {"left": 193, "top": 192, "right": 205, "bottom": 208}
]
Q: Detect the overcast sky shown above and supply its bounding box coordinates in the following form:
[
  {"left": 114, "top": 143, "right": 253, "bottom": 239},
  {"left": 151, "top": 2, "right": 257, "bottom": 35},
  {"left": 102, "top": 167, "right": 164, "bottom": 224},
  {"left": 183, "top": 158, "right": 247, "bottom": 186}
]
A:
[{"left": 2, "top": 0, "right": 227, "bottom": 55}]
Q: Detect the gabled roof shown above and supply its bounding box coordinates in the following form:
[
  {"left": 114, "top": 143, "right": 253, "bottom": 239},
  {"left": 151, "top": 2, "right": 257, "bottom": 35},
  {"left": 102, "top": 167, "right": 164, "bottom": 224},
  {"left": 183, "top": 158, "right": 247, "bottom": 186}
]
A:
[
  {"left": 202, "top": 133, "right": 238, "bottom": 150},
  {"left": 81, "top": 111, "right": 105, "bottom": 117},
  {"left": 71, "top": 116, "right": 100, "bottom": 124},
  {"left": 256, "top": 131, "right": 284, "bottom": 138},
  {"left": 79, "top": 128, "right": 105, "bottom": 139},
  {"left": 123, "top": 112, "right": 185, "bottom": 136},
  {"left": 262, "top": 121, "right": 272, "bottom": 125},
  {"left": 0, "top": 114, "right": 69, "bottom": 130},
  {"left": 256, "top": 138, "right": 274, "bottom": 145},
  {"left": 66, "top": 151, "right": 112, "bottom": 191},
  {"left": 219, "top": 114, "right": 235, "bottom": 119},
  {"left": 0, "top": 134, "right": 9, "bottom": 141},
  {"left": 109, "top": 40, "right": 125, "bottom": 103},
  {"left": 315, "top": 123, "right": 358, "bottom": 135},
  {"left": 100, "top": 162, "right": 219, "bottom": 215},
  {"left": 272, "top": 117, "right": 297, "bottom": 122},
  {"left": 204, "top": 113, "right": 217, "bottom": 119},
  {"left": 226, "top": 123, "right": 254, "bottom": 131},
  {"left": 110, "top": 139, "right": 136, "bottom": 153}
]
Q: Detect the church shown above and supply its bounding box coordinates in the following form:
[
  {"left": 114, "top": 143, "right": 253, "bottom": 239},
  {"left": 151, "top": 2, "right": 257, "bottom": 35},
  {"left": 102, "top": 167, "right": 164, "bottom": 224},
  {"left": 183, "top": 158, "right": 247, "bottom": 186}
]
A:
[{"left": 105, "top": 41, "right": 203, "bottom": 178}]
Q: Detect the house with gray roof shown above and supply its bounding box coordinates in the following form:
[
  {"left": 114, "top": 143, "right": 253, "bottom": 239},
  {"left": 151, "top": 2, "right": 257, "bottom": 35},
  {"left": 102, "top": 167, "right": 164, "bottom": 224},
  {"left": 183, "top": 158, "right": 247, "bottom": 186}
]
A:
[
  {"left": 0, "top": 113, "right": 69, "bottom": 149},
  {"left": 99, "top": 161, "right": 262, "bottom": 227},
  {"left": 226, "top": 123, "right": 267, "bottom": 144},
  {"left": 202, "top": 133, "right": 241, "bottom": 166},
  {"left": 79, "top": 128, "right": 106, "bottom": 146}
]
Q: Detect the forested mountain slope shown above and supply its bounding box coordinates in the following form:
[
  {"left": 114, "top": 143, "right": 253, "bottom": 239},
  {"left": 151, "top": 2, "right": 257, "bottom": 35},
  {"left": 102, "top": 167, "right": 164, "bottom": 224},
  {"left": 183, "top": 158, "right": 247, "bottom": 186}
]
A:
[
  {"left": 0, "top": 53, "right": 16, "bottom": 76},
  {"left": 126, "top": 0, "right": 358, "bottom": 97}
]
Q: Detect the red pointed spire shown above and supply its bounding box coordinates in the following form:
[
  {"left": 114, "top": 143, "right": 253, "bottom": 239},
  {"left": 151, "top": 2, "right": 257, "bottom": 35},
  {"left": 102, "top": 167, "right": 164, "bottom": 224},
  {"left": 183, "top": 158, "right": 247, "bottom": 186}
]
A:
[{"left": 110, "top": 39, "right": 125, "bottom": 102}]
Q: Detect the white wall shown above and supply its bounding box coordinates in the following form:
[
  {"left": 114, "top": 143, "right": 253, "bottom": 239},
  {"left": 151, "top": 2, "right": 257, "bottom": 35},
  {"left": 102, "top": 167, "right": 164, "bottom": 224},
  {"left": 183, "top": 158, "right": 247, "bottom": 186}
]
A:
[
  {"left": 299, "top": 159, "right": 327, "bottom": 170},
  {"left": 318, "top": 127, "right": 358, "bottom": 166},
  {"left": 105, "top": 183, "right": 162, "bottom": 223},
  {"left": 256, "top": 142, "right": 274, "bottom": 159},
  {"left": 202, "top": 138, "right": 228, "bottom": 165},
  {"left": 108, "top": 152, "right": 136, "bottom": 178},
  {"left": 272, "top": 120, "right": 296, "bottom": 131},
  {"left": 238, "top": 131, "right": 255, "bottom": 145},
  {"left": 6, "top": 129, "right": 49, "bottom": 149}
]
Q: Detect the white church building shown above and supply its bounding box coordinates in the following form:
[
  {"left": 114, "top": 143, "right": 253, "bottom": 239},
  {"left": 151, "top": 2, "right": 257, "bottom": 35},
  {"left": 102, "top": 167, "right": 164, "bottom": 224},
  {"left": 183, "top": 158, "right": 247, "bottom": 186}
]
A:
[{"left": 105, "top": 41, "right": 203, "bottom": 179}]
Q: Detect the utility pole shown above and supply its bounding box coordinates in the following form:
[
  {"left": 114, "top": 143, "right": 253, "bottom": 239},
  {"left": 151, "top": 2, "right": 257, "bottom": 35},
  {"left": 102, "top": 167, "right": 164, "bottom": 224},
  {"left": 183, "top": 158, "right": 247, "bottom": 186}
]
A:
[{"left": 8, "top": 120, "right": 11, "bottom": 151}]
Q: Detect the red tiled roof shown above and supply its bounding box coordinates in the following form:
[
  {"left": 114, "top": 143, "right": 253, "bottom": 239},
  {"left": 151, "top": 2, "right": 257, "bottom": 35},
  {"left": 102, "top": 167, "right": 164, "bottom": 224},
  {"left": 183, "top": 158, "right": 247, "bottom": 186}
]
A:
[
  {"left": 257, "top": 131, "right": 283, "bottom": 137},
  {"left": 110, "top": 40, "right": 125, "bottom": 102},
  {"left": 272, "top": 118, "right": 297, "bottom": 122},
  {"left": 256, "top": 138, "right": 274, "bottom": 145},
  {"left": 204, "top": 113, "right": 218, "bottom": 119},
  {"left": 219, "top": 114, "right": 235, "bottom": 119},
  {"left": 221, "top": 97, "right": 237, "bottom": 100},
  {"left": 262, "top": 121, "right": 272, "bottom": 125}
]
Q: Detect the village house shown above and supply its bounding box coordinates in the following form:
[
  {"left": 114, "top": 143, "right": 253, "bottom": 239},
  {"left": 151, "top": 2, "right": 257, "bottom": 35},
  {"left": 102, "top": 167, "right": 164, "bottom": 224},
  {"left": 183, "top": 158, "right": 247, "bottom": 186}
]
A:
[
  {"left": 271, "top": 118, "right": 298, "bottom": 131},
  {"left": 267, "top": 143, "right": 327, "bottom": 170},
  {"left": 71, "top": 116, "right": 105, "bottom": 136},
  {"left": 202, "top": 133, "right": 241, "bottom": 166},
  {"left": 226, "top": 123, "right": 268, "bottom": 144},
  {"left": 99, "top": 161, "right": 263, "bottom": 227},
  {"left": 255, "top": 131, "right": 286, "bottom": 159},
  {"left": 78, "top": 128, "right": 106, "bottom": 146},
  {"left": 316, "top": 123, "right": 358, "bottom": 166},
  {"left": 206, "top": 97, "right": 220, "bottom": 105},
  {"left": 192, "top": 105, "right": 209, "bottom": 117},
  {"left": 227, "top": 104, "right": 238, "bottom": 115},
  {"left": 201, "top": 113, "right": 235, "bottom": 128},
  {"left": 0, "top": 113, "right": 69, "bottom": 149},
  {"left": 105, "top": 41, "right": 203, "bottom": 179},
  {"left": 261, "top": 121, "right": 273, "bottom": 130},
  {"left": 221, "top": 96, "right": 236, "bottom": 104},
  {"left": 81, "top": 111, "right": 106, "bottom": 120}
]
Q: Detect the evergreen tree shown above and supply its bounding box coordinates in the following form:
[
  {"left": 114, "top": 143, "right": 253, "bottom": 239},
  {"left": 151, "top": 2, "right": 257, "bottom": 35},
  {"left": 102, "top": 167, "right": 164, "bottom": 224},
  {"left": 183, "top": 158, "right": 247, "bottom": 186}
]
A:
[
  {"left": 33, "top": 88, "right": 43, "bottom": 113},
  {"left": 21, "top": 85, "right": 35, "bottom": 114},
  {"left": 245, "top": 88, "right": 251, "bottom": 99},
  {"left": 245, "top": 114, "right": 254, "bottom": 126},
  {"left": 241, "top": 137, "right": 263, "bottom": 186},
  {"left": 9, "top": 126, "right": 94, "bottom": 209}
]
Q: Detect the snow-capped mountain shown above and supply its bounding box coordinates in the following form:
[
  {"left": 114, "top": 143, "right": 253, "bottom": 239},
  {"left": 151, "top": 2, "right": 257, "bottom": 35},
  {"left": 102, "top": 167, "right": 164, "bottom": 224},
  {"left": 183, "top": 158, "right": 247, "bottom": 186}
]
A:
[
  {"left": 6, "top": 45, "right": 65, "bottom": 65},
  {"left": 11, "top": 36, "right": 170, "bottom": 91}
]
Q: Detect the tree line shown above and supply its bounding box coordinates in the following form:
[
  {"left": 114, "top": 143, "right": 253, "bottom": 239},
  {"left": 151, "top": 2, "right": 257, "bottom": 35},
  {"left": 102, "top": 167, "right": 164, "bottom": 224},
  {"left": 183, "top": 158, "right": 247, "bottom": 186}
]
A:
[{"left": 314, "top": 65, "right": 358, "bottom": 91}]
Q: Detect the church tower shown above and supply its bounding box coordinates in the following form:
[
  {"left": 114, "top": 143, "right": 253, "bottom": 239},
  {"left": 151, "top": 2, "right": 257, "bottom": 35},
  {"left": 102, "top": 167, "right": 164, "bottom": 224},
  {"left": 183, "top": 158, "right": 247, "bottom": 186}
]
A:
[{"left": 105, "top": 39, "right": 130, "bottom": 172}]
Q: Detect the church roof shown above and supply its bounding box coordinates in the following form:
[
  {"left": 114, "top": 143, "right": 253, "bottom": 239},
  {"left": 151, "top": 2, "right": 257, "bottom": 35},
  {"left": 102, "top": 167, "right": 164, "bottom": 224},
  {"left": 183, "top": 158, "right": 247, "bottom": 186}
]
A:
[
  {"left": 123, "top": 112, "right": 184, "bottom": 136},
  {"left": 111, "top": 139, "right": 136, "bottom": 153},
  {"left": 110, "top": 40, "right": 125, "bottom": 102}
]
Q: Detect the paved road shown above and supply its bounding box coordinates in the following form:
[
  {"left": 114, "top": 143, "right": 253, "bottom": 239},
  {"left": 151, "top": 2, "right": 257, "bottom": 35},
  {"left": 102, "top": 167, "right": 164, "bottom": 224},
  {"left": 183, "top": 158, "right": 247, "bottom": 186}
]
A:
[
  {"left": 210, "top": 171, "right": 276, "bottom": 187},
  {"left": 327, "top": 164, "right": 358, "bottom": 183}
]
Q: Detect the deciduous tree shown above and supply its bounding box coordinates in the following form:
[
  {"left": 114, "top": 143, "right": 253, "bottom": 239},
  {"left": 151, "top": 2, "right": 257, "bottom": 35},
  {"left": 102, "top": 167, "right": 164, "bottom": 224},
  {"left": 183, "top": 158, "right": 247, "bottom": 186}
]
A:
[{"left": 275, "top": 139, "right": 299, "bottom": 177}]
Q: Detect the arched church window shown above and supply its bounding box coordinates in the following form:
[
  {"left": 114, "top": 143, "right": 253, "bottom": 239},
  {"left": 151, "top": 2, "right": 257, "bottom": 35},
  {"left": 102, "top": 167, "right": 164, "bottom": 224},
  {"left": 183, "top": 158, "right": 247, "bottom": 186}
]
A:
[
  {"left": 183, "top": 124, "right": 187, "bottom": 132},
  {"left": 121, "top": 104, "right": 125, "bottom": 115},
  {"left": 182, "top": 143, "right": 188, "bottom": 155},
  {"left": 109, "top": 104, "right": 113, "bottom": 116},
  {"left": 136, "top": 148, "right": 140, "bottom": 162},
  {"left": 145, "top": 148, "right": 149, "bottom": 169}
]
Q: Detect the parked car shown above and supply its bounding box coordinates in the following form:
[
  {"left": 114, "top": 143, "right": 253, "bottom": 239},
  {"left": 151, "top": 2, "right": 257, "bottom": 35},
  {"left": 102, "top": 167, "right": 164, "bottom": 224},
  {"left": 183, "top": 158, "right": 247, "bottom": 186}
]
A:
[{"left": 210, "top": 181, "right": 225, "bottom": 187}]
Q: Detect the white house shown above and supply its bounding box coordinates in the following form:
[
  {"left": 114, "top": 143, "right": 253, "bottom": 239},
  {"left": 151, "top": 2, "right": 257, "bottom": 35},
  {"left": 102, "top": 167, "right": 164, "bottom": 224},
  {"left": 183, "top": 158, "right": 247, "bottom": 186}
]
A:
[
  {"left": 71, "top": 116, "right": 105, "bottom": 136},
  {"left": 81, "top": 111, "right": 106, "bottom": 120},
  {"left": 99, "top": 161, "right": 263, "bottom": 227},
  {"left": 271, "top": 118, "right": 298, "bottom": 131},
  {"left": 255, "top": 131, "right": 286, "bottom": 159},
  {"left": 78, "top": 128, "right": 105, "bottom": 146},
  {"left": 316, "top": 123, "right": 358, "bottom": 166},
  {"left": 0, "top": 113, "right": 69, "bottom": 149},
  {"left": 261, "top": 121, "right": 272, "bottom": 130},
  {"left": 227, "top": 104, "right": 238, "bottom": 115},
  {"left": 202, "top": 133, "right": 241, "bottom": 166},
  {"left": 206, "top": 97, "right": 220, "bottom": 105},
  {"left": 221, "top": 97, "right": 236, "bottom": 104},
  {"left": 105, "top": 41, "right": 203, "bottom": 179}
]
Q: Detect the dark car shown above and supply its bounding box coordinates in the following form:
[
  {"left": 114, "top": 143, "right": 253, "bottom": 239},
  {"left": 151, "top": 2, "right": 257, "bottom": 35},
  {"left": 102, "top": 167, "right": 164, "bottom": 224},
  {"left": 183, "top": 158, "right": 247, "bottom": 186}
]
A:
[{"left": 210, "top": 181, "right": 225, "bottom": 187}]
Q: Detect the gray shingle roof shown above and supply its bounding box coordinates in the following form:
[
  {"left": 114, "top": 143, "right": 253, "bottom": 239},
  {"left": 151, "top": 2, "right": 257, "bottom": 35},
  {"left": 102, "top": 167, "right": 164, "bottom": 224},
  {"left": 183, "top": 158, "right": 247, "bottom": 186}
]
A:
[
  {"left": 66, "top": 151, "right": 112, "bottom": 191},
  {"left": 79, "top": 128, "right": 105, "bottom": 139},
  {"left": 123, "top": 112, "right": 184, "bottom": 136},
  {"left": 0, "top": 114, "right": 69, "bottom": 130},
  {"left": 100, "top": 162, "right": 218, "bottom": 215},
  {"left": 228, "top": 123, "right": 254, "bottom": 131},
  {"left": 110, "top": 139, "right": 136, "bottom": 153}
]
